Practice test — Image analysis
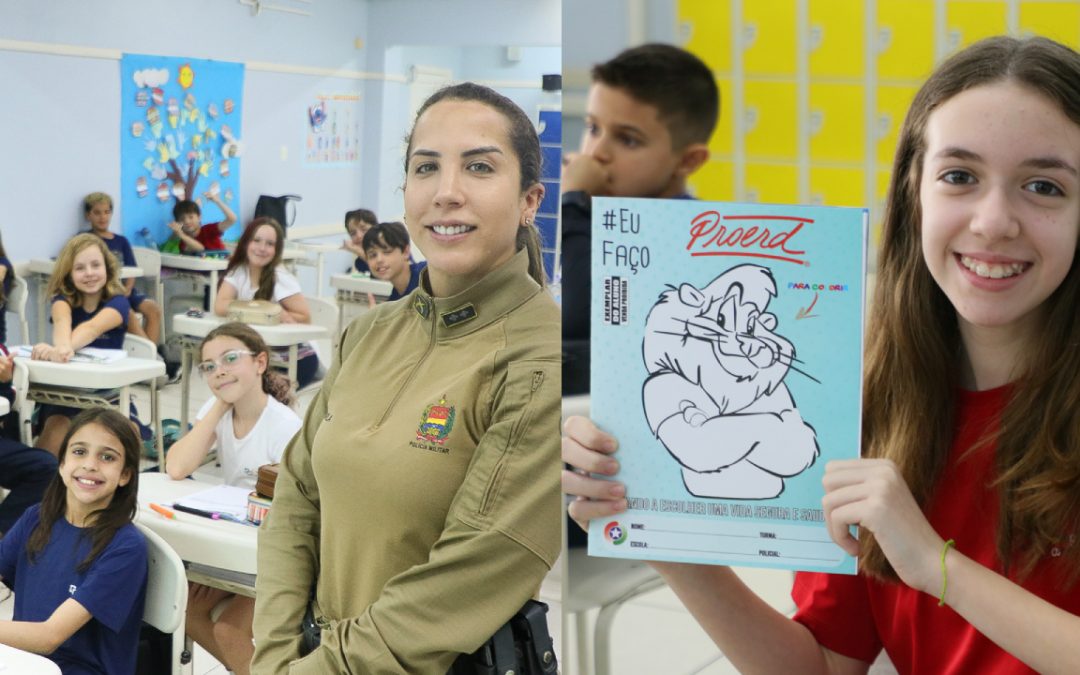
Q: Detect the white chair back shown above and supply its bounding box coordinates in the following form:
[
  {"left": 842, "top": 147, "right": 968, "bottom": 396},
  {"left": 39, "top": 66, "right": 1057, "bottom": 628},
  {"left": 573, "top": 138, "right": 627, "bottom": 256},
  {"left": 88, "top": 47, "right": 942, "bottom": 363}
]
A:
[
  {"left": 134, "top": 522, "right": 189, "bottom": 674},
  {"left": 132, "top": 247, "right": 165, "bottom": 316},
  {"left": 305, "top": 295, "right": 339, "bottom": 370},
  {"left": 6, "top": 274, "right": 30, "bottom": 344},
  {"left": 123, "top": 333, "right": 158, "bottom": 360},
  {"left": 12, "top": 358, "right": 32, "bottom": 445}
]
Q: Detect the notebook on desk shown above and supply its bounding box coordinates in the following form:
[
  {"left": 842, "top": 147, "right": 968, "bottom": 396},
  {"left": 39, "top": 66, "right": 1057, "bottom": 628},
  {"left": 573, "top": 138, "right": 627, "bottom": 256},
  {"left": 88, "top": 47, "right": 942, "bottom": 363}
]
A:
[
  {"left": 9, "top": 346, "right": 127, "bottom": 364},
  {"left": 174, "top": 484, "right": 249, "bottom": 520}
]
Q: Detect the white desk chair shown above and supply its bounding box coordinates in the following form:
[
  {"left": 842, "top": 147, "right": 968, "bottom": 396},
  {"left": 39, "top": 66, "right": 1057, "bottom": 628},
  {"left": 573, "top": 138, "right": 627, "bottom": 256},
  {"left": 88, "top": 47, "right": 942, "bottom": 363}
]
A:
[
  {"left": 124, "top": 334, "right": 165, "bottom": 466},
  {"left": 133, "top": 247, "right": 165, "bottom": 343},
  {"left": 561, "top": 394, "right": 668, "bottom": 675},
  {"left": 134, "top": 522, "right": 192, "bottom": 674},
  {"left": 6, "top": 274, "right": 30, "bottom": 344},
  {"left": 305, "top": 295, "right": 339, "bottom": 373},
  {"left": 11, "top": 358, "right": 32, "bottom": 445}
]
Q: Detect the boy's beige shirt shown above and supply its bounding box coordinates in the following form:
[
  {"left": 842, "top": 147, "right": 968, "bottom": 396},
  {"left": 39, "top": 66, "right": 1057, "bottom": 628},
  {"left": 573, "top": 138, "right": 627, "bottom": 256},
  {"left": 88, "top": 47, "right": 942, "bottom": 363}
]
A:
[{"left": 251, "top": 250, "right": 561, "bottom": 674}]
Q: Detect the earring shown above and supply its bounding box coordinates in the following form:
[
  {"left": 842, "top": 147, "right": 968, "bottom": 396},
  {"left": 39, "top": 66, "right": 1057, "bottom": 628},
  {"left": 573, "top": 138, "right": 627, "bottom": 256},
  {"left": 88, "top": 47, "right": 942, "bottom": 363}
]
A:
[{"left": 523, "top": 217, "right": 531, "bottom": 226}]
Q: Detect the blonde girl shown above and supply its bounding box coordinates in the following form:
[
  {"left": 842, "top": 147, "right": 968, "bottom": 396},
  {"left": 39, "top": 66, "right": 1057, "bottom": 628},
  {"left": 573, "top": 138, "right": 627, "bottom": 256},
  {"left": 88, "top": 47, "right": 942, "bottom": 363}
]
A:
[{"left": 32, "top": 233, "right": 130, "bottom": 456}]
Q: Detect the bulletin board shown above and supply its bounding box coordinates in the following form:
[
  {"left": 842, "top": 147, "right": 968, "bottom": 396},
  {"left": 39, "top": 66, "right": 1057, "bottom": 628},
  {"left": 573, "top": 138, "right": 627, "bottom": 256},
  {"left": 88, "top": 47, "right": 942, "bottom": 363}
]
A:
[{"left": 119, "top": 53, "right": 244, "bottom": 246}]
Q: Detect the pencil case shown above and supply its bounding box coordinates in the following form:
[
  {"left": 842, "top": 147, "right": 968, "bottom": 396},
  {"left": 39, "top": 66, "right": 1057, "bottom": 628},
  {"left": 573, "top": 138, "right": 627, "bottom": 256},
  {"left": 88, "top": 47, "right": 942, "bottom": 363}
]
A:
[
  {"left": 227, "top": 299, "right": 282, "bottom": 325},
  {"left": 247, "top": 492, "right": 272, "bottom": 526}
]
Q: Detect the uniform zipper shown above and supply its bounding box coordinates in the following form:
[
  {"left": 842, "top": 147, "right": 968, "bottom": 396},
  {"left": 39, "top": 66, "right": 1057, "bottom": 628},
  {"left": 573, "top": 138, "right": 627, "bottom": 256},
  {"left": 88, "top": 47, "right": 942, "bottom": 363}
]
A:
[{"left": 479, "top": 369, "right": 545, "bottom": 515}]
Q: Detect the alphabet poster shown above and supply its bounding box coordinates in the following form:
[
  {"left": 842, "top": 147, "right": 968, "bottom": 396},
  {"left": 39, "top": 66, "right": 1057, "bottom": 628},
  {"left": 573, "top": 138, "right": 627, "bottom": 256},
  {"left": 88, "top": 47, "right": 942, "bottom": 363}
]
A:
[
  {"left": 119, "top": 53, "right": 244, "bottom": 247},
  {"left": 588, "top": 197, "right": 867, "bottom": 574}
]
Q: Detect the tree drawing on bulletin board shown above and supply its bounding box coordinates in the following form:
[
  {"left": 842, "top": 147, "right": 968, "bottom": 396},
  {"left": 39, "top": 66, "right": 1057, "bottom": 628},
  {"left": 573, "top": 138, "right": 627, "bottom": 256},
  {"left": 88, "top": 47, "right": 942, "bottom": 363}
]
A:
[{"left": 119, "top": 54, "right": 245, "bottom": 247}]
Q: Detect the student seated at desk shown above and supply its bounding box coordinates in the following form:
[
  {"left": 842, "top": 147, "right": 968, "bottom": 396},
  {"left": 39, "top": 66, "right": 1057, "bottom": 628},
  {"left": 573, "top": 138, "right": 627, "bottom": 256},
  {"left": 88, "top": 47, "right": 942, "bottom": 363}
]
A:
[
  {"left": 0, "top": 408, "right": 147, "bottom": 675},
  {"left": 340, "top": 208, "right": 378, "bottom": 274},
  {"left": 362, "top": 221, "right": 426, "bottom": 301},
  {"left": 165, "top": 195, "right": 237, "bottom": 255},
  {"left": 165, "top": 322, "right": 301, "bottom": 675},
  {"left": 82, "top": 191, "right": 163, "bottom": 344},
  {"left": 213, "top": 217, "right": 318, "bottom": 388},
  {"left": 32, "top": 234, "right": 130, "bottom": 458}
]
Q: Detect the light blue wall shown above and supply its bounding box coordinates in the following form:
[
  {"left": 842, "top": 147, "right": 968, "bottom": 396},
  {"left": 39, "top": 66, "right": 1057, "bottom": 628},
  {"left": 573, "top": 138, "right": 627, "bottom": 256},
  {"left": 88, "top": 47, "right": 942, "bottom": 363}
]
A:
[{"left": 0, "top": 0, "right": 371, "bottom": 260}]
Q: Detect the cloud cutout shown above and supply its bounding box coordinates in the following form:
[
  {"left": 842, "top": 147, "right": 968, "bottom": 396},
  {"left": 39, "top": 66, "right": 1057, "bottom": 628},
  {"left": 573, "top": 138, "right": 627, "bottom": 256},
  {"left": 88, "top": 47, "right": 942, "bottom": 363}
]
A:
[{"left": 134, "top": 68, "right": 170, "bottom": 88}]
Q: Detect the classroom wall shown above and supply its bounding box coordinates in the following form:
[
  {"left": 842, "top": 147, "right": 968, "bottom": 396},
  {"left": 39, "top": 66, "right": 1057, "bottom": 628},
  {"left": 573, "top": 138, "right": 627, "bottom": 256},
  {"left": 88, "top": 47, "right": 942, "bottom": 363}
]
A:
[{"left": 0, "top": 0, "right": 372, "bottom": 259}]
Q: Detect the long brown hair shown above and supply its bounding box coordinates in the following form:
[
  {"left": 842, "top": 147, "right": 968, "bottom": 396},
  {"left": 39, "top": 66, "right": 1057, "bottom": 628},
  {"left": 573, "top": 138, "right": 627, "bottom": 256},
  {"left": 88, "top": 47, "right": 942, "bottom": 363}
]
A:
[
  {"left": 222, "top": 217, "right": 286, "bottom": 301},
  {"left": 404, "top": 82, "right": 547, "bottom": 288},
  {"left": 200, "top": 321, "right": 295, "bottom": 407},
  {"left": 47, "top": 233, "right": 126, "bottom": 308},
  {"left": 862, "top": 35, "right": 1080, "bottom": 584},
  {"left": 26, "top": 408, "right": 141, "bottom": 573}
]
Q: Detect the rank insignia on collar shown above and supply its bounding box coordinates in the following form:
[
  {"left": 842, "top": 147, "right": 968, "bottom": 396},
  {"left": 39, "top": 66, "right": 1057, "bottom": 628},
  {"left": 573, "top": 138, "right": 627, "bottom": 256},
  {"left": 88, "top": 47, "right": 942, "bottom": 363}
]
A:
[
  {"left": 441, "top": 303, "right": 477, "bottom": 328},
  {"left": 413, "top": 295, "right": 431, "bottom": 319},
  {"left": 417, "top": 396, "right": 455, "bottom": 445}
]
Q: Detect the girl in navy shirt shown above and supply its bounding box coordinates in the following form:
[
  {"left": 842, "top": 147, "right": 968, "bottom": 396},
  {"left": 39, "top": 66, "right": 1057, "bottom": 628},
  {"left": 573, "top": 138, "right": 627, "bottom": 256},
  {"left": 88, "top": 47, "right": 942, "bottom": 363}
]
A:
[
  {"left": 32, "top": 234, "right": 130, "bottom": 456},
  {"left": 0, "top": 407, "right": 147, "bottom": 675}
]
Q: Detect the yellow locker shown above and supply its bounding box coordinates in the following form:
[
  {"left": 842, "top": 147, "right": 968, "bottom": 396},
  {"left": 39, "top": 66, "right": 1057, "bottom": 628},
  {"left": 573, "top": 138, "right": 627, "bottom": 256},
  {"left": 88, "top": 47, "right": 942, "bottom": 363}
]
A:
[
  {"left": 743, "top": 0, "right": 797, "bottom": 76},
  {"left": 810, "top": 167, "right": 865, "bottom": 208},
  {"left": 689, "top": 160, "right": 736, "bottom": 202},
  {"left": 745, "top": 162, "right": 799, "bottom": 205},
  {"left": 1020, "top": 2, "right": 1080, "bottom": 51},
  {"left": 745, "top": 80, "right": 798, "bottom": 160},
  {"left": 946, "top": 1, "right": 1007, "bottom": 53},
  {"left": 709, "top": 78, "right": 735, "bottom": 157},
  {"left": 809, "top": 83, "right": 865, "bottom": 163},
  {"left": 809, "top": 0, "right": 865, "bottom": 79},
  {"left": 678, "top": 0, "right": 733, "bottom": 73},
  {"left": 874, "top": 170, "right": 895, "bottom": 248},
  {"left": 877, "top": 0, "right": 935, "bottom": 81},
  {"left": 876, "top": 85, "right": 918, "bottom": 166}
]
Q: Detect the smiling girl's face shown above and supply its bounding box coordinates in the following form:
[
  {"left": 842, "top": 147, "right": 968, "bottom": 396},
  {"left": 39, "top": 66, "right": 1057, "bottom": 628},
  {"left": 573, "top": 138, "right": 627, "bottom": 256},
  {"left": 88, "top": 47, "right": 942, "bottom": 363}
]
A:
[
  {"left": 60, "top": 422, "right": 131, "bottom": 526},
  {"left": 70, "top": 245, "right": 108, "bottom": 299},
  {"left": 919, "top": 80, "right": 1080, "bottom": 341},
  {"left": 200, "top": 335, "right": 266, "bottom": 405}
]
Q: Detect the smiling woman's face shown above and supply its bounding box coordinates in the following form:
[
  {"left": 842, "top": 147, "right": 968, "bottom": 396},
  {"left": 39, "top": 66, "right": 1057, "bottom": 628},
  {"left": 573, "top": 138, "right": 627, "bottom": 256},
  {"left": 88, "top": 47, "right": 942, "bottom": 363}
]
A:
[{"left": 404, "top": 99, "right": 541, "bottom": 297}]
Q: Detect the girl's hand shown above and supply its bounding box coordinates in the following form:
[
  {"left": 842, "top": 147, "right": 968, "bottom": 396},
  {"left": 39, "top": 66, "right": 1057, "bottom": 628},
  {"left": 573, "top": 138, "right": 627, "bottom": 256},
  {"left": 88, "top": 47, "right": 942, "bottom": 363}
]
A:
[
  {"left": 562, "top": 415, "right": 627, "bottom": 531},
  {"left": 50, "top": 346, "right": 74, "bottom": 363},
  {"left": 30, "top": 343, "right": 53, "bottom": 361},
  {"left": 822, "top": 458, "right": 944, "bottom": 594}
]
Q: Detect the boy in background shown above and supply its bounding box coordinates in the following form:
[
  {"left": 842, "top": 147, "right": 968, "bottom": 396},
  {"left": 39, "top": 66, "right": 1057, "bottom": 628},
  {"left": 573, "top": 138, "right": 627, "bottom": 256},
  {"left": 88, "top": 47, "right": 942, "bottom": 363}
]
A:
[
  {"left": 167, "top": 193, "right": 237, "bottom": 254},
  {"left": 362, "top": 221, "right": 426, "bottom": 301},
  {"left": 561, "top": 43, "right": 719, "bottom": 394},
  {"left": 83, "top": 192, "right": 163, "bottom": 343},
  {"left": 341, "top": 208, "right": 378, "bottom": 273}
]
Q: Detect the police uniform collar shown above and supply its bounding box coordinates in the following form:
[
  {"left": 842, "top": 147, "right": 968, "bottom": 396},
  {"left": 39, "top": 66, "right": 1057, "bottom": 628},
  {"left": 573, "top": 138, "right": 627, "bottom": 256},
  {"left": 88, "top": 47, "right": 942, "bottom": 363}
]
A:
[{"left": 412, "top": 249, "right": 539, "bottom": 335}]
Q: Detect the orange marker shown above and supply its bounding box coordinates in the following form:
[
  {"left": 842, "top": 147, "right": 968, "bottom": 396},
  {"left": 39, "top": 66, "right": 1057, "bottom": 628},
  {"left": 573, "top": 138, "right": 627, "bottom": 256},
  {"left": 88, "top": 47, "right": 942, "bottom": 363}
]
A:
[{"left": 150, "top": 503, "right": 175, "bottom": 519}]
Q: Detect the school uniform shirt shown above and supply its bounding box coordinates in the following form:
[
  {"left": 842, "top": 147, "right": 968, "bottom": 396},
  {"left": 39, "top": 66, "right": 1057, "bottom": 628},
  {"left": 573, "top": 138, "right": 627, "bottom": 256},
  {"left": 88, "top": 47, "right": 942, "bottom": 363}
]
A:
[
  {"left": 0, "top": 505, "right": 147, "bottom": 675},
  {"left": 251, "top": 249, "right": 560, "bottom": 675},
  {"left": 0, "top": 255, "right": 13, "bottom": 343},
  {"left": 387, "top": 260, "right": 427, "bottom": 301},
  {"left": 53, "top": 294, "right": 130, "bottom": 350},
  {"left": 89, "top": 232, "right": 148, "bottom": 311},
  {"left": 196, "top": 396, "right": 302, "bottom": 490},
  {"left": 222, "top": 265, "right": 302, "bottom": 303},
  {"left": 179, "top": 221, "right": 227, "bottom": 253},
  {"left": 793, "top": 385, "right": 1080, "bottom": 673}
]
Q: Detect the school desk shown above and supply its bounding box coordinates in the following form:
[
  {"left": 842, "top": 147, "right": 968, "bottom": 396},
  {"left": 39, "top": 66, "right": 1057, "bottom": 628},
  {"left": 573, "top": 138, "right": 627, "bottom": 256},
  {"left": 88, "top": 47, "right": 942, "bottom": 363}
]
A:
[
  {"left": 0, "top": 398, "right": 9, "bottom": 416},
  {"left": 159, "top": 253, "right": 229, "bottom": 311},
  {"left": 329, "top": 273, "right": 393, "bottom": 326},
  {"left": 136, "top": 472, "right": 257, "bottom": 597},
  {"left": 27, "top": 259, "right": 144, "bottom": 342},
  {"left": 170, "top": 313, "right": 328, "bottom": 431},
  {"left": 13, "top": 354, "right": 165, "bottom": 461},
  {"left": 0, "top": 642, "right": 62, "bottom": 674}
]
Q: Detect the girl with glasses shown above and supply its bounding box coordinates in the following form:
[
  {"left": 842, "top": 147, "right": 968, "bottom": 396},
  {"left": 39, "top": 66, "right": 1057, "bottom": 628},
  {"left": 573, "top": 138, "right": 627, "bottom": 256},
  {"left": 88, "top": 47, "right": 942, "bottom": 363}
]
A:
[{"left": 165, "top": 321, "right": 301, "bottom": 675}]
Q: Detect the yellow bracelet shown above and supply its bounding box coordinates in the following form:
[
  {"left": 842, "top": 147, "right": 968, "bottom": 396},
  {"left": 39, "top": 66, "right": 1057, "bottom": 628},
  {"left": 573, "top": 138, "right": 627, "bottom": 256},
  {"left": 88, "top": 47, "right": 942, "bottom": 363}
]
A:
[{"left": 938, "top": 539, "right": 956, "bottom": 607}]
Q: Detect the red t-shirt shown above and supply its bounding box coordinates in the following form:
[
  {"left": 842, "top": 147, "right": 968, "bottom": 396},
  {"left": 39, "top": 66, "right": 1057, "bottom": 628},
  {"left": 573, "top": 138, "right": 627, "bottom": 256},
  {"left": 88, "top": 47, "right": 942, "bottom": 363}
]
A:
[
  {"left": 180, "top": 221, "right": 226, "bottom": 253},
  {"left": 792, "top": 386, "right": 1079, "bottom": 673}
]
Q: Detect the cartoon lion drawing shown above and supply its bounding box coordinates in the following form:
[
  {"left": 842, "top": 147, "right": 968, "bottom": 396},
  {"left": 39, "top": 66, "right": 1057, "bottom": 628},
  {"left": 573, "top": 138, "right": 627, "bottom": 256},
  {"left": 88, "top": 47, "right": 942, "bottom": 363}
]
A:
[{"left": 642, "top": 264, "right": 819, "bottom": 499}]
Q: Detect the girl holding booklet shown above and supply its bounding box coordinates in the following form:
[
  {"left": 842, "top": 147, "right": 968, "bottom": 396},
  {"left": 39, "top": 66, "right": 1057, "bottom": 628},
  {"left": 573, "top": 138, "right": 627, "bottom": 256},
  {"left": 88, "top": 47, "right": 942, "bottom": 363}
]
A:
[
  {"left": 564, "top": 36, "right": 1080, "bottom": 673},
  {"left": 165, "top": 321, "right": 301, "bottom": 675}
]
